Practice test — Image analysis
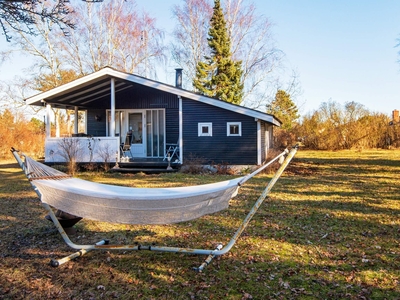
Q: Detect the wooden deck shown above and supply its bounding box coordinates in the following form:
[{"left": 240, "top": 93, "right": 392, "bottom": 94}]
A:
[
  {"left": 45, "top": 158, "right": 181, "bottom": 174},
  {"left": 111, "top": 158, "right": 180, "bottom": 173}
]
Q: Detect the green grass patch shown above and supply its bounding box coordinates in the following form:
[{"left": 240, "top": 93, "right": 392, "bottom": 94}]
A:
[{"left": 0, "top": 150, "right": 399, "bottom": 299}]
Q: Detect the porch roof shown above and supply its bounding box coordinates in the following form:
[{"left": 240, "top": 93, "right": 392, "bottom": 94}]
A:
[{"left": 25, "top": 67, "right": 281, "bottom": 126}]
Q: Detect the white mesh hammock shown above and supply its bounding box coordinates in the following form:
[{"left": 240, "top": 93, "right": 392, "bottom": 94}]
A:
[
  {"left": 12, "top": 147, "right": 297, "bottom": 269},
  {"left": 20, "top": 152, "right": 286, "bottom": 225}
]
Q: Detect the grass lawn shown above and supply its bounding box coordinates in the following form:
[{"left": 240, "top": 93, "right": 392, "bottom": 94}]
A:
[{"left": 0, "top": 149, "right": 399, "bottom": 299}]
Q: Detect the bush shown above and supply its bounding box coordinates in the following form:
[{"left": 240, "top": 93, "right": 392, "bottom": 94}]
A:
[{"left": 0, "top": 110, "right": 44, "bottom": 159}]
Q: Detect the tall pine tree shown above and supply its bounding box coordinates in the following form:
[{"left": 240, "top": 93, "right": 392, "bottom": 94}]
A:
[
  {"left": 193, "top": 0, "right": 243, "bottom": 104},
  {"left": 266, "top": 90, "right": 300, "bottom": 130}
]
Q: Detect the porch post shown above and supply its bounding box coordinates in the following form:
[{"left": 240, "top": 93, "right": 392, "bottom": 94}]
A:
[
  {"left": 110, "top": 78, "right": 116, "bottom": 137},
  {"left": 74, "top": 106, "right": 79, "bottom": 135},
  {"left": 178, "top": 96, "right": 183, "bottom": 163},
  {"left": 45, "top": 103, "right": 51, "bottom": 138}
]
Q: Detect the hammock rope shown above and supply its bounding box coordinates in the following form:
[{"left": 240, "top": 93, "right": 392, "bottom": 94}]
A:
[{"left": 24, "top": 155, "right": 71, "bottom": 181}]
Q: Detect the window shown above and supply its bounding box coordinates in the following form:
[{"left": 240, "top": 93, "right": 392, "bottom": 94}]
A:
[
  {"left": 198, "top": 123, "right": 212, "bottom": 136},
  {"left": 227, "top": 122, "right": 242, "bottom": 136}
]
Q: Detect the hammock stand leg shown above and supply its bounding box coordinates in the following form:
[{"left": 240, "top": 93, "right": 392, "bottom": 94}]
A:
[
  {"left": 43, "top": 203, "right": 109, "bottom": 267},
  {"left": 193, "top": 145, "right": 299, "bottom": 271},
  {"left": 10, "top": 148, "right": 111, "bottom": 267},
  {"left": 11, "top": 146, "right": 298, "bottom": 271}
]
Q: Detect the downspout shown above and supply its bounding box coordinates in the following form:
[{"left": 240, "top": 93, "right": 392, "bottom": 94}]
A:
[
  {"left": 178, "top": 95, "right": 183, "bottom": 164},
  {"left": 110, "top": 78, "right": 116, "bottom": 137},
  {"left": 45, "top": 103, "right": 51, "bottom": 138},
  {"left": 256, "top": 119, "right": 261, "bottom": 165}
]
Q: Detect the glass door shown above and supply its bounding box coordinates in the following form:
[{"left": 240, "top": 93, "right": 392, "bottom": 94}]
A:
[
  {"left": 128, "top": 112, "right": 145, "bottom": 157},
  {"left": 146, "top": 109, "right": 165, "bottom": 157},
  {"left": 107, "top": 109, "right": 165, "bottom": 158}
]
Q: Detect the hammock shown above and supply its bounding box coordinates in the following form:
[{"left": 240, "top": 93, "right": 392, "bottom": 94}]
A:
[
  {"left": 21, "top": 151, "right": 284, "bottom": 225},
  {"left": 11, "top": 146, "right": 298, "bottom": 270}
]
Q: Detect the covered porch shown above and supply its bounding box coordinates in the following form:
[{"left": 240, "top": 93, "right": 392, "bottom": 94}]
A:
[{"left": 27, "top": 68, "right": 183, "bottom": 164}]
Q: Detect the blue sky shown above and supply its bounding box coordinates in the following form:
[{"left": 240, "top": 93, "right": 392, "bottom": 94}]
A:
[{"left": 1, "top": 0, "right": 400, "bottom": 116}]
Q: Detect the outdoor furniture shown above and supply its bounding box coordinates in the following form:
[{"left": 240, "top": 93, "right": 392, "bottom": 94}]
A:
[
  {"left": 11, "top": 146, "right": 298, "bottom": 271},
  {"left": 120, "top": 132, "right": 133, "bottom": 159},
  {"left": 163, "top": 141, "right": 179, "bottom": 162}
]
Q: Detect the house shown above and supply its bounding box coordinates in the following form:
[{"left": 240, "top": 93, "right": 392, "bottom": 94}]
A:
[{"left": 25, "top": 67, "right": 281, "bottom": 166}]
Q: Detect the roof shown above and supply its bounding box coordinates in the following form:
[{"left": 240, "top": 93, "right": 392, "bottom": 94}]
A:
[{"left": 25, "top": 67, "right": 281, "bottom": 126}]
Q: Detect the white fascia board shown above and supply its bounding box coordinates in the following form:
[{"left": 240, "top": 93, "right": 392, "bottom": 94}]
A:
[
  {"left": 25, "top": 68, "right": 114, "bottom": 105},
  {"left": 108, "top": 69, "right": 281, "bottom": 126},
  {"left": 26, "top": 67, "right": 281, "bottom": 126}
]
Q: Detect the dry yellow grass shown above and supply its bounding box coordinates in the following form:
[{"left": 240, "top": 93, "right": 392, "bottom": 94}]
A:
[{"left": 0, "top": 149, "right": 399, "bottom": 299}]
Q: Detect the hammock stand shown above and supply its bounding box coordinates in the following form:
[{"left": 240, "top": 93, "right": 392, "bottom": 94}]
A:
[{"left": 11, "top": 146, "right": 298, "bottom": 271}]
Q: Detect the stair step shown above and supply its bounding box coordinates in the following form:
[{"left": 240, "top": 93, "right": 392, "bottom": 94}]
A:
[{"left": 110, "top": 167, "right": 177, "bottom": 174}]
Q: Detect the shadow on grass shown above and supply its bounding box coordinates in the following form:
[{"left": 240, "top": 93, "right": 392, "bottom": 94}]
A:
[{"left": 1, "top": 151, "right": 399, "bottom": 299}]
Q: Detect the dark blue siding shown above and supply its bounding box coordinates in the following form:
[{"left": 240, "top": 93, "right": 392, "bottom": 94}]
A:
[
  {"left": 86, "top": 88, "right": 180, "bottom": 143},
  {"left": 87, "top": 109, "right": 107, "bottom": 136},
  {"left": 165, "top": 108, "right": 179, "bottom": 144},
  {"left": 116, "top": 87, "right": 179, "bottom": 109},
  {"left": 85, "top": 85, "right": 273, "bottom": 164},
  {"left": 182, "top": 99, "right": 258, "bottom": 164}
]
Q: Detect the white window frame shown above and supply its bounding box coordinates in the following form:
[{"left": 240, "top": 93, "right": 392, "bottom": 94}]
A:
[
  {"left": 198, "top": 122, "right": 213, "bottom": 136},
  {"left": 227, "top": 122, "right": 242, "bottom": 136}
]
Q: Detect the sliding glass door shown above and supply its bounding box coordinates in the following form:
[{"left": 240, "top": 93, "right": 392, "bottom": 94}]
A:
[
  {"left": 146, "top": 109, "right": 165, "bottom": 157},
  {"left": 107, "top": 109, "right": 165, "bottom": 158}
]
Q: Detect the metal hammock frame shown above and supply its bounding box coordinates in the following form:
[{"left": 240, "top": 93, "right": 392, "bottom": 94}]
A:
[{"left": 11, "top": 146, "right": 298, "bottom": 271}]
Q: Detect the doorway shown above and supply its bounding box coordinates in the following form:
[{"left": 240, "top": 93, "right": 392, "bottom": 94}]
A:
[
  {"left": 128, "top": 112, "right": 145, "bottom": 157},
  {"left": 107, "top": 109, "right": 165, "bottom": 158}
]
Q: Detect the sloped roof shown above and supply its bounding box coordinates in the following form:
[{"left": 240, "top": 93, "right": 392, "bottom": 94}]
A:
[{"left": 25, "top": 67, "right": 281, "bottom": 126}]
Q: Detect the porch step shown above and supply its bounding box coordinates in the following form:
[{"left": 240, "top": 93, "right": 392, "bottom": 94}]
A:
[
  {"left": 110, "top": 160, "right": 180, "bottom": 174},
  {"left": 110, "top": 167, "right": 178, "bottom": 174}
]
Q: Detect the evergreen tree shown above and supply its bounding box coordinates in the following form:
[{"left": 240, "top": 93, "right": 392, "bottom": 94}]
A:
[
  {"left": 193, "top": 0, "right": 243, "bottom": 104},
  {"left": 266, "top": 90, "right": 299, "bottom": 130}
]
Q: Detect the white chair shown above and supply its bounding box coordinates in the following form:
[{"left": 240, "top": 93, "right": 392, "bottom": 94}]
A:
[{"left": 163, "top": 141, "right": 179, "bottom": 162}]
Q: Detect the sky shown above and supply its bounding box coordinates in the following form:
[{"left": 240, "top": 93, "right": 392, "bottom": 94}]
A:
[{"left": 1, "top": 0, "right": 400, "bottom": 117}]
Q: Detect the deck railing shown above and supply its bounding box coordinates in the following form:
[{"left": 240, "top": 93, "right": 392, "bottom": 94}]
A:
[{"left": 45, "top": 136, "right": 120, "bottom": 163}]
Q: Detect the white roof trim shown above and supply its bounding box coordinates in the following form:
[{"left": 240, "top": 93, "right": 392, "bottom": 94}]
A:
[
  {"left": 26, "top": 67, "right": 113, "bottom": 105},
  {"left": 25, "top": 67, "right": 281, "bottom": 126}
]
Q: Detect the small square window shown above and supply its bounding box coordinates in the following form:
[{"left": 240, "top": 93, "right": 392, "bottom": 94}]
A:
[
  {"left": 198, "top": 123, "right": 212, "bottom": 136},
  {"left": 227, "top": 122, "right": 242, "bottom": 136}
]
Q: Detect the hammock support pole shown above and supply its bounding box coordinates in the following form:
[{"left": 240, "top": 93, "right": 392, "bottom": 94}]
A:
[
  {"left": 194, "top": 144, "right": 298, "bottom": 271},
  {"left": 11, "top": 146, "right": 298, "bottom": 270}
]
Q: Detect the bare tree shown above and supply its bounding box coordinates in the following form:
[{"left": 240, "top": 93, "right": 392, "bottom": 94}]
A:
[
  {"left": 171, "top": 0, "right": 284, "bottom": 109},
  {"left": 5, "top": 1, "right": 75, "bottom": 85},
  {"left": 0, "top": 0, "right": 74, "bottom": 42},
  {"left": 4, "top": 4, "right": 79, "bottom": 136},
  {"left": 57, "top": 137, "right": 82, "bottom": 174},
  {"left": 5, "top": 0, "right": 166, "bottom": 80},
  {"left": 3, "top": 0, "right": 166, "bottom": 134},
  {"left": 0, "top": 76, "right": 40, "bottom": 116},
  {"left": 297, "top": 100, "right": 395, "bottom": 150},
  {"left": 224, "top": 0, "right": 284, "bottom": 108},
  {"left": 171, "top": 0, "right": 213, "bottom": 89},
  {"left": 61, "top": 0, "right": 166, "bottom": 77}
]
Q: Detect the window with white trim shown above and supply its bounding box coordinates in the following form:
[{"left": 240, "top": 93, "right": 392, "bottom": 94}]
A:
[
  {"left": 198, "top": 123, "right": 212, "bottom": 136},
  {"left": 227, "top": 122, "right": 242, "bottom": 136}
]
